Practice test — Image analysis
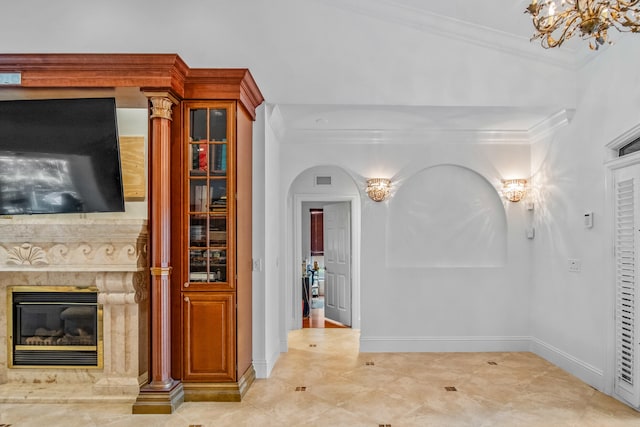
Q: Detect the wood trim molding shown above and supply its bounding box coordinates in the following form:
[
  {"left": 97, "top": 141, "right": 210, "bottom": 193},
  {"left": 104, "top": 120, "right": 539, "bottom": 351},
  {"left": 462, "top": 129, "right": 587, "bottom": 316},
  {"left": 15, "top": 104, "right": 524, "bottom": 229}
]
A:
[
  {"left": 182, "top": 365, "right": 256, "bottom": 402},
  {"left": 0, "top": 54, "right": 188, "bottom": 96},
  {"left": 0, "top": 54, "right": 264, "bottom": 115},
  {"left": 184, "top": 68, "right": 264, "bottom": 119}
]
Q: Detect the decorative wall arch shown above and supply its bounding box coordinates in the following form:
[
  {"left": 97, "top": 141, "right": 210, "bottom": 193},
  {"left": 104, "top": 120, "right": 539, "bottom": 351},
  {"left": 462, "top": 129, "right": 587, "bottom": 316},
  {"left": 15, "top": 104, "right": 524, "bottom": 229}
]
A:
[{"left": 387, "top": 164, "right": 507, "bottom": 268}]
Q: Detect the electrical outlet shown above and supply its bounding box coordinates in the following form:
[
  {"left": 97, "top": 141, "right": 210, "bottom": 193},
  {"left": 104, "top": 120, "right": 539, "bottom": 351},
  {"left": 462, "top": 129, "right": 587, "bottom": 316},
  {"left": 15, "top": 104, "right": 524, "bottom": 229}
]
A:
[
  {"left": 526, "top": 227, "right": 535, "bottom": 239},
  {"left": 568, "top": 259, "right": 581, "bottom": 272}
]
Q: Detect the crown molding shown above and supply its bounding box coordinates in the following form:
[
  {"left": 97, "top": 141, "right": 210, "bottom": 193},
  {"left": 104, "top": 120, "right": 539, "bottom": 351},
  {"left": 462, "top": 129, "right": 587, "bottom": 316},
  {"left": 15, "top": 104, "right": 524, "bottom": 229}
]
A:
[
  {"left": 281, "top": 128, "right": 531, "bottom": 145},
  {"left": 316, "top": 0, "right": 581, "bottom": 70},
  {"left": 276, "top": 107, "right": 573, "bottom": 145},
  {"left": 527, "top": 108, "right": 574, "bottom": 144}
]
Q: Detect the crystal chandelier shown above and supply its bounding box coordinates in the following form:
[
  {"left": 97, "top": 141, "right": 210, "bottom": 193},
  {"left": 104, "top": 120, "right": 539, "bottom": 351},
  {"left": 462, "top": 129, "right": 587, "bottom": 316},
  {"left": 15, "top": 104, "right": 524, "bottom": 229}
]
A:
[{"left": 525, "top": 0, "right": 640, "bottom": 49}]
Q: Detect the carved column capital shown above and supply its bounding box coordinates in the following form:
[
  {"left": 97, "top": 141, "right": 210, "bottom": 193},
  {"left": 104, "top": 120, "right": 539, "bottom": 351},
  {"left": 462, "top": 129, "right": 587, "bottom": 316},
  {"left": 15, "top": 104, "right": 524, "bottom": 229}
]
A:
[{"left": 144, "top": 92, "right": 179, "bottom": 121}]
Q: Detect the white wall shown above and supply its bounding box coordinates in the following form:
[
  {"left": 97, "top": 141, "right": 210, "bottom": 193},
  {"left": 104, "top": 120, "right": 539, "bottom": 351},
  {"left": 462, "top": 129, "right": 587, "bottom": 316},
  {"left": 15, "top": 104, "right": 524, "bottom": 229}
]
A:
[
  {"left": 529, "top": 36, "right": 640, "bottom": 392},
  {"left": 254, "top": 105, "right": 283, "bottom": 377},
  {"left": 252, "top": 104, "right": 268, "bottom": 378},
  {"left": 279, "top": 140, "right": 533, "bottom": 352}
]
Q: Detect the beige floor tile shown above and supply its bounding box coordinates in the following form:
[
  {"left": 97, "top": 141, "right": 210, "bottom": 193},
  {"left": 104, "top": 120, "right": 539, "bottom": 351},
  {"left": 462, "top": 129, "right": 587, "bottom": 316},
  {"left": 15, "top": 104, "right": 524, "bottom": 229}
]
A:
[{"left": 0, "top": 328, "right": 639, "bottom": 426}]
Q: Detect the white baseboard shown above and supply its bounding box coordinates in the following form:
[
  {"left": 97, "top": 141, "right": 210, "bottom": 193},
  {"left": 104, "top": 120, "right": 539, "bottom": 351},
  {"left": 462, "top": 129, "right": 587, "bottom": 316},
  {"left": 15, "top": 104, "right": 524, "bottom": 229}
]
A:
[
  {"left": 253, "top": 348, "right": 281, "bottom": 379},
  {"left": 530, "top": 337, "right": 604, "bottom": 390},
  {"left": 359, "top": 335, "right": 531, "bottom": 353}
]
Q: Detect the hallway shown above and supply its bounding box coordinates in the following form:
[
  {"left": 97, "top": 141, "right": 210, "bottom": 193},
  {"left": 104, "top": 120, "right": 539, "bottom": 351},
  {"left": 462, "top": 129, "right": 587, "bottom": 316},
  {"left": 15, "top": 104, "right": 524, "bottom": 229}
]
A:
[
  {"left": 303, "top": 296, "right": 350, "bottom": 328},
  {"left": 0, "top": 328, "right": 638, "bottom": 426}
]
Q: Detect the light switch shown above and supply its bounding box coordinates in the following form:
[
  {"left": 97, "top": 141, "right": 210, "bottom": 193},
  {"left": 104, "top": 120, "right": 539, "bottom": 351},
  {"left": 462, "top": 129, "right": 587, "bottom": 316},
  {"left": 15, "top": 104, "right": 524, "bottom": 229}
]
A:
[{"left": 584, "top": 212, "right": 593, "bottom": 229}]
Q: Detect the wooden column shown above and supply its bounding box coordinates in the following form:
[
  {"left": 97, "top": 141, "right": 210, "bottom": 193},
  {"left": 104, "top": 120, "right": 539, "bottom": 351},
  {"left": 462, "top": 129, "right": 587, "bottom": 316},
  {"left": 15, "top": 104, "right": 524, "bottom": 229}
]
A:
[{"left": 133, "top": 93, "right": 184, "bottom": 414}]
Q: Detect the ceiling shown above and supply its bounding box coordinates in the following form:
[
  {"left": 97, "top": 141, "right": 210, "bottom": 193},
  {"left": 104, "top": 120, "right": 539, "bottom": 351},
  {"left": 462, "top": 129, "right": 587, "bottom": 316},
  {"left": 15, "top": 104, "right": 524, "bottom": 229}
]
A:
[
  {"left": 315, "top": 0, "right": 590, "bottom": 66},
  {"left": 269, "top": 0, "right": 588, "bottom": 143}
]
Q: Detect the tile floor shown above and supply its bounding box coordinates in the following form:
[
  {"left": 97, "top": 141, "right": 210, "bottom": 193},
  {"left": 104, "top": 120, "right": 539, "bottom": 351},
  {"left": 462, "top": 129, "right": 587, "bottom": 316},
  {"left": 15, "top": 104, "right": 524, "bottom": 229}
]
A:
[{"left": 1, "top": 328, "right": 640, "bottom": 426}]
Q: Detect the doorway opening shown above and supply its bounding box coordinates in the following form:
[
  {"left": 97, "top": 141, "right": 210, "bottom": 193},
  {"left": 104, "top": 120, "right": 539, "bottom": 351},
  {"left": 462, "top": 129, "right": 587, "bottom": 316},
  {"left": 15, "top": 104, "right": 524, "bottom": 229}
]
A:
[
  {"left": 301, "top": 201, "right": 352, "bottom": 329},
  {"left": 290, "top": 193, "right": 361, "bottom": 333},
  {"left": 286, "top": 165, "right": 361, "bottom": 343}
]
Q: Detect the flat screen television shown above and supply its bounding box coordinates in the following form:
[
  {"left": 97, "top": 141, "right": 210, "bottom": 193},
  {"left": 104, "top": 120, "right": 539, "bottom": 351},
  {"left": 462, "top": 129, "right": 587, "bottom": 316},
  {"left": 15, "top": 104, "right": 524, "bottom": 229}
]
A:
[{"left": 0, "top": 97, "right": 125, "bottom": 215}]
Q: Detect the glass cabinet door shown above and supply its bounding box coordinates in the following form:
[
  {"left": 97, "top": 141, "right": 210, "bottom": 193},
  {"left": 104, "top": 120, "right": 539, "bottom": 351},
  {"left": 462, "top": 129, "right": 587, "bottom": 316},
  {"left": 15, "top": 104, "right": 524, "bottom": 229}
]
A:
[{"left": 187, "top": 105, "right": 230, "bottom": 285}]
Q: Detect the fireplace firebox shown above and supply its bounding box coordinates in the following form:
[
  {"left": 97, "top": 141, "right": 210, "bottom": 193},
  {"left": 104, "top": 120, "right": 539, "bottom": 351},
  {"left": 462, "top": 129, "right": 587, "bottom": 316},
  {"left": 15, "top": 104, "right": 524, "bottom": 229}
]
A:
[{"left": 8, "top": 286, "right": 103, "bottom": 368}]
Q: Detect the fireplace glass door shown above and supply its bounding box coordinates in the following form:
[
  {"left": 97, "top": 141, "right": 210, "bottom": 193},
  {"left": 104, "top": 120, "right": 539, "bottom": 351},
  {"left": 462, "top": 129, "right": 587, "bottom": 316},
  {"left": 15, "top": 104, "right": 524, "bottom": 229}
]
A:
[{"left": 10, "top": 288, "right": 101, "bottom": 367}]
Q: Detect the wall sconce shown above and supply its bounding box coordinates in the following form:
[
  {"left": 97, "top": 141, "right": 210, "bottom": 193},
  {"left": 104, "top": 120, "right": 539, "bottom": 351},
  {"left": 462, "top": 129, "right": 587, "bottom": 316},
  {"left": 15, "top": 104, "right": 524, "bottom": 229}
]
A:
[
  {"left": 501, "top": 179, "right": 527, "bottom": 203},
  {"left": 366, "top": 178, "right": 391, "bottom": 202}
]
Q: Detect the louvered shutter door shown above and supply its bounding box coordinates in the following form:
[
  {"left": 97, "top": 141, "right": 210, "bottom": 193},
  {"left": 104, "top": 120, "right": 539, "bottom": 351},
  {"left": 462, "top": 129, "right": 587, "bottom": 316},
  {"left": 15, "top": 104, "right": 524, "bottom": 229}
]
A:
[{"left": 615, "top": 169, "right": 640, "bottom": 407}]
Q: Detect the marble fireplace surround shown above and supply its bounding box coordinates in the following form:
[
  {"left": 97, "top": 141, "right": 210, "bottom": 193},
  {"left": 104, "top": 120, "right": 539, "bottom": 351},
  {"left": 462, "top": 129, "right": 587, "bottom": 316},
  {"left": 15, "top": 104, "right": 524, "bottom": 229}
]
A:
[{"left": 0, "top": 218, "right": 149, "bottom": 401}]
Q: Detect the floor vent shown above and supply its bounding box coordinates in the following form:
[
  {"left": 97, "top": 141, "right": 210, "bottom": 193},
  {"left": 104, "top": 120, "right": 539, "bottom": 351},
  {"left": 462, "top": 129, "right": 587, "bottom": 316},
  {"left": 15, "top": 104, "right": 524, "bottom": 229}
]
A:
[
  {"left": 378, "top": 424, "right": 391, "bottom": 427},
  {"left": 295, "top": 386, "right": 307, "bottom": 391},
  {"left": 445, "top": 386, "right": 457, "bottom": 392}
]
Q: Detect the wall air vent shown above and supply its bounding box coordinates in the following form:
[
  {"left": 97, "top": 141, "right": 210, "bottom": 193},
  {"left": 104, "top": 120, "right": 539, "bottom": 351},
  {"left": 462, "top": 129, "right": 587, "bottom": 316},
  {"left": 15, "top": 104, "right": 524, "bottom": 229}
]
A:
[{"left": 315, "top": 176, "right": 332, "bottom": 186}]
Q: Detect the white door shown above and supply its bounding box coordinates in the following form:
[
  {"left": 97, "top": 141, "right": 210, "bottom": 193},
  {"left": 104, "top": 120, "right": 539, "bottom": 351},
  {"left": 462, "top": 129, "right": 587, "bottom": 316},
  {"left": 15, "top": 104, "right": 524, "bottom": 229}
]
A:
[
  {"left": 614, "top": 164, "right": 640, "bottom": 407},
  {"left": 323, "top": 202, "right": 351, "bottom": 326}
]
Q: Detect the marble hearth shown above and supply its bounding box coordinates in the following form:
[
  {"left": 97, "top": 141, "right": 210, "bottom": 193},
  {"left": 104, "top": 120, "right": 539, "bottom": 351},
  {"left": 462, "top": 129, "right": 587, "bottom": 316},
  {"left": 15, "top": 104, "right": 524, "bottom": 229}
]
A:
[{"left": 0, "top": 218, "right": 149, "bottom": 401}]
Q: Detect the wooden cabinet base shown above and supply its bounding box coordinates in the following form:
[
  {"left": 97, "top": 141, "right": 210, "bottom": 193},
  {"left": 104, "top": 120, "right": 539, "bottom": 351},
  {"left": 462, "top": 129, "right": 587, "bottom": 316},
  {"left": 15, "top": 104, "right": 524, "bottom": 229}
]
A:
[
  {"left": 132, "top": 380, "right": 185, "bottom": 414},
  {"left": 183, "top": 365, "right": 256, "bottom": 402}
]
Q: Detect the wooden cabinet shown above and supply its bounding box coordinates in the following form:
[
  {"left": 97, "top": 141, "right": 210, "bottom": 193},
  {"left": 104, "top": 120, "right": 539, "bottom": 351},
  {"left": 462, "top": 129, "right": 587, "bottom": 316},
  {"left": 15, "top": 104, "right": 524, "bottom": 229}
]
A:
[
  {"left": 182, "top": 292, "right": 235, "bottom": 381},
  {"left": 0, "top": 54, "right": 263, "bottom": 413},
  {"left": 173, "top": 95, "right": 257, "bottom": 401}
]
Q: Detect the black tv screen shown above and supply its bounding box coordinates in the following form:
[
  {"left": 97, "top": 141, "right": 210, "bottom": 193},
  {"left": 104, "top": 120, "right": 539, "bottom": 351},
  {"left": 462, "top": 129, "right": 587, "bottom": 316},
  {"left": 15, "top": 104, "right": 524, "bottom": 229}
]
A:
[{"left": 0, "top": 97, "right": 125, "bottom": 215}]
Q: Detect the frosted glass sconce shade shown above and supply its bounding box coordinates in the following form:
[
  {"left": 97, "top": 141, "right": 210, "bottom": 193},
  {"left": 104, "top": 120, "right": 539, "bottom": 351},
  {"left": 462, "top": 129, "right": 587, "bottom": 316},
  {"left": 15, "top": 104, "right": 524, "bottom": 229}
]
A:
[
  {"left": 501, "top": 179, "right": 527, "bottom": 203},
  {"left": 366, "top": 178, "right": 391, "bottom": 202}
]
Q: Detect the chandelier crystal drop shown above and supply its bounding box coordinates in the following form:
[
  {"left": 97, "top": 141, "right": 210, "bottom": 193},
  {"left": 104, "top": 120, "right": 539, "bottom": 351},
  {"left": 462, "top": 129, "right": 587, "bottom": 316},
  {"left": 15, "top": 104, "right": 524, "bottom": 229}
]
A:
[{"left": 525, "top": 0, "right": 640, "bottom": 49}]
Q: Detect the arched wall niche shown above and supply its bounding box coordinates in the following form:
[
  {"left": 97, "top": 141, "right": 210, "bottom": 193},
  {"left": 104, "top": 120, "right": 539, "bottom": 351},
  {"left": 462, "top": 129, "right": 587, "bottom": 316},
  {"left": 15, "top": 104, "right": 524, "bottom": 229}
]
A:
[{"left": 387, "top": 164, "right": 507, "bottom": 268}]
